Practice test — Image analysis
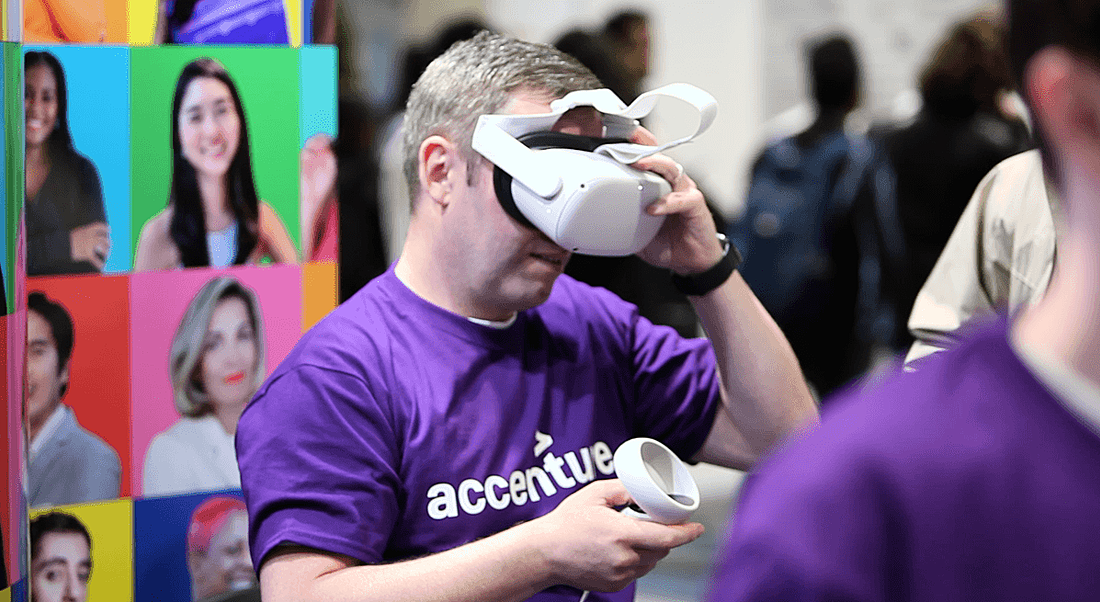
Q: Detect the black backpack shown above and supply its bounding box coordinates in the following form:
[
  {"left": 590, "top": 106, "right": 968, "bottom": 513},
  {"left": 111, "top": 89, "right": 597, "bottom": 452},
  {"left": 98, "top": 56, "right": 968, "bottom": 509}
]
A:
[{"left": 731, "top": 131, "right": 874, "bottom": 325}]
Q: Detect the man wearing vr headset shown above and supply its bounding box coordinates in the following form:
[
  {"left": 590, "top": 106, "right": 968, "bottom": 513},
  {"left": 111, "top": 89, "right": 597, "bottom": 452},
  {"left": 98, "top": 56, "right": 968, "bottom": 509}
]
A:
[{"left": 236, "top": 32, "right": 815, "bottom": 602}]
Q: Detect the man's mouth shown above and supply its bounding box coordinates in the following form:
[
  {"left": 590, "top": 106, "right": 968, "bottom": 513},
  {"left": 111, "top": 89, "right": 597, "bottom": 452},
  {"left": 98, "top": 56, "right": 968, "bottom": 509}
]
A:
[{"left": 531, "top": 251, "right": 568, "bottom": 267}]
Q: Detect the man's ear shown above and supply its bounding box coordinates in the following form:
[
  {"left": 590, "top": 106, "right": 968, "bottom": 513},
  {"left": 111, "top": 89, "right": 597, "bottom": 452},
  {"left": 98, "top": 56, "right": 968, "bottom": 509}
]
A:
[
  {"left": 418, "top": 135, "right": 462, "bottom": 207},
  {"left": 1027, "top": 47, "right": 1100, "bottom": 168},
  {"left": 59, "top": 361, "right": 70, "bottom": 395}
]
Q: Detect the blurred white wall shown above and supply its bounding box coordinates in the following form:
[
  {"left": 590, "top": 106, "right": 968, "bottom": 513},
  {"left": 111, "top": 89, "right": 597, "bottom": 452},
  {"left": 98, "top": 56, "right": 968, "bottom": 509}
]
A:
[{"left": 344, "top": 0, "right": 1001, "bottom": 217}]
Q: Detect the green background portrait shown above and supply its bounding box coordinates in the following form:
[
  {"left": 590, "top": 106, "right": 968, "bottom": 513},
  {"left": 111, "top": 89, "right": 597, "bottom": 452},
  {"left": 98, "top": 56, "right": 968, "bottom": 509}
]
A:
[
  {"left": 129, "top": 46, "right": 301, "bottom": 264},
  {"left": 4, "top": 42, "right": 21, "bottom": 314}
]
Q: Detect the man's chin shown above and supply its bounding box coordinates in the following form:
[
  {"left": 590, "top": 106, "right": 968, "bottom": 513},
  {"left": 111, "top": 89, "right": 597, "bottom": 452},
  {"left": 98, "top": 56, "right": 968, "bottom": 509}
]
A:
[{"left": 502, "top": 278, "right": 559, "bottom": 313}]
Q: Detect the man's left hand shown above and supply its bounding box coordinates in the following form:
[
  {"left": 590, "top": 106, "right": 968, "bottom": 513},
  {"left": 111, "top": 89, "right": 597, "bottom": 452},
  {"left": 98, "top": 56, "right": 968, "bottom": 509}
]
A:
[{"left": 630, "top": 127, "right": 723, "bottom": 275}]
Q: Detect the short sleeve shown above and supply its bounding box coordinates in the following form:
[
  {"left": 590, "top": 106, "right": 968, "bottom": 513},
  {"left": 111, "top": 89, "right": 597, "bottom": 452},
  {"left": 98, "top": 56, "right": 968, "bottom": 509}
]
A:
[
  {"left": 628, "top": 309, "right": 721, "bottom": 461},
  {"left": 236, "top": 364, "right": 402, "bottom": 571},
  {"left": 707, "top": 422, "right": 905, "bottom": 602}
]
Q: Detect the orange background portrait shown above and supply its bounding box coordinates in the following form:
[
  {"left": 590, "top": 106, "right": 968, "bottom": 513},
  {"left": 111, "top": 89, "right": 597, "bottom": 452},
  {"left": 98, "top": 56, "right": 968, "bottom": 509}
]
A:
[
  {"left": 24, "top": 0, "right": 128, "bottom": 44},
  {"left": 28, "top": 275, "right": 132, "bottom": 497}
]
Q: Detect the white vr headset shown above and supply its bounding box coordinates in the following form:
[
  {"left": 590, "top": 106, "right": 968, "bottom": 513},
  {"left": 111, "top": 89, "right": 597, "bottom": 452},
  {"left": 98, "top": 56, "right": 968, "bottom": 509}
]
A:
[{"left": 471, "top": 83, "right": 718, "bottom": 256}]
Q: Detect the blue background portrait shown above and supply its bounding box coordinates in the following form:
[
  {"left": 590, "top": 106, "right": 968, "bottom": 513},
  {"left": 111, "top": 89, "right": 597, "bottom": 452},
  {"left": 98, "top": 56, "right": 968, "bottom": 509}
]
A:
[
  {"left": 24, "top": 45, "right": 131, "bottom": 273},
  {"left": 133, "top": 490, "right": 245, "bottom": 602}
]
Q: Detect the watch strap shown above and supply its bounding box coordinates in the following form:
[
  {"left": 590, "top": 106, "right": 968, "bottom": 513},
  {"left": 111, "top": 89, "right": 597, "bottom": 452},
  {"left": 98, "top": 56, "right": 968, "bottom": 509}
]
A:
[{"left": 670, "top": 233, "right": 742, "bottom": 296}]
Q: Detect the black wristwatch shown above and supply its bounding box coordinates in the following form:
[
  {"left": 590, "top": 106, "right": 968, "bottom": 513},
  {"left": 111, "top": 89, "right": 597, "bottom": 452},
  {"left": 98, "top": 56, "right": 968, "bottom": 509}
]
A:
[{"left": 670, "top": 233, "right": 742, "bottom": 296}]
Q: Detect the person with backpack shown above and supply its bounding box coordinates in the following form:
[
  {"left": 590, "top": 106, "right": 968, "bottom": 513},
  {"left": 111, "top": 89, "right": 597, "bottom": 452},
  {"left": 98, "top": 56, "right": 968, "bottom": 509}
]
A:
[{"left": 732, "top": 34, "right": 884, "bottom": 397}]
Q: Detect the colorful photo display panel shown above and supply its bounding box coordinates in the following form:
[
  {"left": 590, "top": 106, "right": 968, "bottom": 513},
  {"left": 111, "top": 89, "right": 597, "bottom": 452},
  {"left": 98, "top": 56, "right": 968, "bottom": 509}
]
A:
[{"left": 17, "top": 41, "right": 338, "bottom": 601}]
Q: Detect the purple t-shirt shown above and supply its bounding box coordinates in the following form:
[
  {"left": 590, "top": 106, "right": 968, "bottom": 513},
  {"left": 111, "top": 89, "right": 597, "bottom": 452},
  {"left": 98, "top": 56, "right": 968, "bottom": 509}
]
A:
[
  {"left": 237, "top": 268, "right": 720, "bottom": 601},
  {"left": 169, "top": 0, "right": 289, "bottom": 44},
  {"left": 709, "top": 318, "right": 1100, "bottom": 601}
]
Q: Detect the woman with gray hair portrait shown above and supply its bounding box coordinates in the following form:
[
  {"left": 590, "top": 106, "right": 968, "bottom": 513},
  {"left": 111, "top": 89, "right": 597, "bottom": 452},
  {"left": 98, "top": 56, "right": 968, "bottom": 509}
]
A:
[{"left": 143, "top": 276, "right": 266, "bottom": 497}]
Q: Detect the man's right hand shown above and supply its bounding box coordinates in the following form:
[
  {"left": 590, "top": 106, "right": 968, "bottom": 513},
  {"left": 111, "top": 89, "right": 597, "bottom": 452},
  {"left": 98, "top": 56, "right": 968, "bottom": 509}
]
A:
[
  {"left": 528, "top": 479, "right": 704, "bottom": 593},
  {"left": 260, "top": 478, "right": 703, "bottom": 602}
]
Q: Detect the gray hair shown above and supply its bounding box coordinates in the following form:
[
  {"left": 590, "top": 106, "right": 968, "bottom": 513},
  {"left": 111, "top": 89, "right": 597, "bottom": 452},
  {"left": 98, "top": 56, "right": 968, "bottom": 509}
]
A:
[
  {"left": 402, "top": 31, "right": 602, "bottom": 203},
  {"left": 169, "top": 276, "right": 265, "bottom": 417}
]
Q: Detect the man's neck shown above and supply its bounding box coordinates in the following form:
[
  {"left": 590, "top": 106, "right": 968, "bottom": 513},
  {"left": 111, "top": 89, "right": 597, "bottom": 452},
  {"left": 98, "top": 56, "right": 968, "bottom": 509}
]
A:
[
  {"left": 395, "top": 215, "right": 515, "bottom": 322},
  {"left": 28, "top": 401, "right": 63, "bottom": 446}
]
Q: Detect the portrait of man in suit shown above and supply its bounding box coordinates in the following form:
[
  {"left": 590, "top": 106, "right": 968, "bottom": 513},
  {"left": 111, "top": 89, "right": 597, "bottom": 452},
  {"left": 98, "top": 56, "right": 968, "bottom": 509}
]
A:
[{"left": 26, "top": 291, "right": 120, "bottom": 508}]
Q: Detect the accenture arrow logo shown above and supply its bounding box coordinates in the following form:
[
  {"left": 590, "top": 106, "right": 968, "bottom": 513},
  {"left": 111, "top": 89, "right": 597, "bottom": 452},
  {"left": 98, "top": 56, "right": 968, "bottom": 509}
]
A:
[{"left": 534, "top": 431, "right": 554, "bottom": 456}]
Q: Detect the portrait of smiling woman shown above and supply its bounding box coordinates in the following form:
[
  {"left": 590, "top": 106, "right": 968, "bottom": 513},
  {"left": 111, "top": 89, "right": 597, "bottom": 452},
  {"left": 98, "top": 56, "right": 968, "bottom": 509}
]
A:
[
  {"left": 134, "top": 58, "right": 297, "bottom": 272},
  {"left": 25, "top": 51, "right": 111, "bottom": 277},
  {"left": 142, "top": 276, "right": 266, "bottom": 497}
]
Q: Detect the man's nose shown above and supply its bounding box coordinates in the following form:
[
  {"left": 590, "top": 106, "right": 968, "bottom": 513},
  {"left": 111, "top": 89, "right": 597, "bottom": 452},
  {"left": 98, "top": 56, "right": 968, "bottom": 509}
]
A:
[{"left": 62, "top": 573, "right": 77, "bottom": 602}]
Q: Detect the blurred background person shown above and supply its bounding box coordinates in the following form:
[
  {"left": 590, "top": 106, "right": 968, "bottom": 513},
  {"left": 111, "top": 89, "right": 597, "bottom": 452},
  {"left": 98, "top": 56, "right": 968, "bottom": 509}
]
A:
[
  {"left": 334, "top": 94, "right": 387, "bottom": 300},
  {"left": 876, "top": 12, "right": 1031, "bottom": 350},
  {"left": 731, "top": 34, "right": 885, "bottom": 397},
  {"left": 25, "top": 51, "right": 111, "bottom": 277},
  {"left": 134, "top": 58, "right": 297, "bottom": 272},
  {"left": 187, "top": 496, "right": 257, "bottom": 601},
  {"left": 26, "top": 292, "right": 121, "bottom": 508},
  {"left": 600, "top": 10, "right": 651, "bottom": 103},
  {"left": 374, "top": 19, "right": 490, "bottom": 270},
  {"left": 311, "top": 0, "right": 336, "bottom": 45},
  {"left": 143, "top": 276, "right": 265, "bottom": 497},
  {"left": 31, "top": 512, "right": 92, "bottom": 602},
  {"left": 906, "top": 150, "right": 1055, "bottom": 364},
  {"left": 155, "top": 0, "right": 289, "bottom": 44},
  {"left": 25, "top": 0, "right": 106, "bottom": 43}
]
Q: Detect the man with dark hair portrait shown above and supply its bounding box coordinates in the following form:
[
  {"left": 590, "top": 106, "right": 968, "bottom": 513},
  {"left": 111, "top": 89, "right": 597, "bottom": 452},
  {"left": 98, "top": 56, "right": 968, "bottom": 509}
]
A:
[
  {"left": 26, "top": 291, "right": 120, "bottom": 507},
  {"left": 30, "top": 511, "right": 92, "bottom": 602}
]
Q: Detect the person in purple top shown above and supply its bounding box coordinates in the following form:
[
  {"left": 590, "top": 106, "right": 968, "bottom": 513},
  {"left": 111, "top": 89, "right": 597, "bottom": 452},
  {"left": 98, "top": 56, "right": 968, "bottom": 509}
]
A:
[
  {"left": 236, "top": 32, "right": 816, "bottom": 602},
  {"left": 708, "top": 2, "right": 1100, "bottom": 600}
]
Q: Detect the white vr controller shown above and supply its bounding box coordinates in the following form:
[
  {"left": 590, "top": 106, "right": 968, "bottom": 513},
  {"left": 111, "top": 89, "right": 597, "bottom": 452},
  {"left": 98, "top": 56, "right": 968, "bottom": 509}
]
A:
[
  {"left": 613, "top": 437, "right": 699, "bottom": 524},
  {"left": 472, "top": 84, "right": 718, "bottom": 256},
  {"left": 579, "top": 438, "right": 700, "bottom": 602}
]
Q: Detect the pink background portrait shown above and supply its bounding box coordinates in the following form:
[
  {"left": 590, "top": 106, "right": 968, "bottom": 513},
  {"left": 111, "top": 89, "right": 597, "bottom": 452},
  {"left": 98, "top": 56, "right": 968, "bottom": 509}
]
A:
[{"left": 129, "top": 264, "right": 302, "bottom": 495}]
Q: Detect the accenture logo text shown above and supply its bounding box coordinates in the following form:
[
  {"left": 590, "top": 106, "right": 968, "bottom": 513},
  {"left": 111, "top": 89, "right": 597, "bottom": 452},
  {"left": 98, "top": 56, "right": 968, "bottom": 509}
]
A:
[{"left": 425, "top": 435, "right": 615, "bottom": 520}]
